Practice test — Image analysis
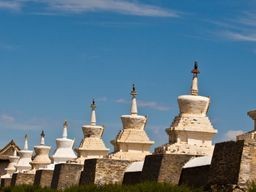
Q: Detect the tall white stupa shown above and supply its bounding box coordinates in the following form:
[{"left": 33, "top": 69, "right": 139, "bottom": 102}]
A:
[
  {"left": 109, "top": 85, "right": 154, "bottom": 161},
  {"left": 30, "top": 131, "right": 52, "bottom": 170},
  {"left": 1, "top": 150, "right": 19, "bottom": 179},
  {"left": 155, "top": 63, "right": 217, "bottom": 156},
  {"left": 76, "top": 100, "right": 109, "bottom": 164},
  {"left": 52, "top": 120, "right": 77, "bottom": 164},
  {"left": 15, "top": 134, "right": 33, "bottom": 173}
]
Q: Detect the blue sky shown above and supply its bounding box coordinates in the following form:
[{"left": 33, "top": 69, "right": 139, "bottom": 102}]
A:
[{"left": 0, "top": 0, "right": 255, "bottom": 153}]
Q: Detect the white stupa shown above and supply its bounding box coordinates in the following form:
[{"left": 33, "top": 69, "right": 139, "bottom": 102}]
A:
[
  {"left": 109, "top": 85, "right": 154, "bottom": 161},
  {"left": 30, "top": 131, "right": 51, "bottom": 170},
  {"left": 1, "top": 150, "right": 19, "bottom": 179},
  {"left": 15, "top": 134, "right": 33, "bottom": 173},
  {"left": 52, "top": 120, "right": 77, "bottom": 164},
  {"left": 76, "top": 100, "right": 109, "bottom": 164},
  {"left": 155, "top": 63, "right": 217, "bottom": 156}
]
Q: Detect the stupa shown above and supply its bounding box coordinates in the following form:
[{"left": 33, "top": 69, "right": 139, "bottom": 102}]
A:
[
  {"left": 109, "top": 85, "right": 154, "bottom": 161},
  {"left": 0, "top": 150, "right": 19, "bottom": 179},
  {"left": 76, "top": 100, "right": 109, "bottom": 164},
  {"left": 52, "top": 121, "right": 77, "bottom": 164},
  {"left": 155, "top": 63, "right": 217, "bottom": 156},
  {"left": 15, "top": 135, "right": 33, "bottom": 173},
  {"left": 30, "top": 131, "right": 51, "bottom": 170}
]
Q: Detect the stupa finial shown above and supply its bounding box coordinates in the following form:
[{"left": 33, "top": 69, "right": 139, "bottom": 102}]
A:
[
  {"left": 90, "top": 99, "right": 96, "bottom": 126},
  {"left": 191, "top": 61, "right": 199, "bottom": 96},
  {"left": 63, "top": 120, "right": 68, "bottom": 139},
  {"left": 130, "top": 84, "right": 138, "bottom": 115},
  {"left": 40, "top": 130, "right": 45, "bottom": 145},
  {"left": 24, "top": 134, "right": 28, "bottom": 150}
]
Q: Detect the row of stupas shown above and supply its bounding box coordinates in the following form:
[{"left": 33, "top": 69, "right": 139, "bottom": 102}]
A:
[{"left": 0, "top": 63, "right": 218, "bottom": 179}]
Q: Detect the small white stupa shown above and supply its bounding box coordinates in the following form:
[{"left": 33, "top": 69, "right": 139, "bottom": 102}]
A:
[
  {"left": 109, "top": 85, "right": 154, "bottom": 161},
  {"left": 15, "top": 134, "right": 33, "bottom": 173},
  {"left": 155, "top": 63, "right": 217, "bottom": 156},
  {"left": 30, "top": 131, "right": 51, "bottom": 170},
  {"left": 76, "top": 100, "right": 109, "bottom": 164},
  {"left": 1, "top": 150, "right": 19, "bottom": 179},
  {"left": 52, "top": 120, "right": 77, "bottom": 164}
]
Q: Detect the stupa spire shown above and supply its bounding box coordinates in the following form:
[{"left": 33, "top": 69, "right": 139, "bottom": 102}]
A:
[
  {"left": 63, "top": 120, "right": 68, "bottom": 139},
  {"left": 40, "top": 130, "right": 45, "bottom": 145},
  {"left": 191, "top": 61, "right": 200, "bottom": 96},
  {"left": 24, "top": 134, "right": 28, "bottom": 150},
  {"left": 130, "top": 84, "right": 138, "bottom": 115},
  {"left": 90, "top": 99, "right": 96, "bottom": 126}
]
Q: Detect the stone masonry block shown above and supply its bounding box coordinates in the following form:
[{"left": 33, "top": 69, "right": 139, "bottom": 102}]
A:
[
  {"left": 141, "top": 154, "right": 194, "bottom": 184},
  {"left": 80, "top": 158, "right": 132, "bottom": 185},
  {"left": 51, "top": 163, "right": 83, "bottom": 190},
  {"left": 11, "top": 172, "right": 35, "bottom": 186},
  {"left": 34, "top": 169, "right": 53, "bottom": 188}
]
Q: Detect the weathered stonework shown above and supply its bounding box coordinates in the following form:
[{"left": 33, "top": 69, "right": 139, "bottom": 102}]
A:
[
  {"left": 179, "top": 165, "right": 210, "bottom": 188},
  {"left": 11, "top": 172, "right": 35, "bottom": 186},
  {"left": 34, "top": 169, "right": 53, "bottom": 188},
  {"left": 141, "top": 154, "right": 194, "bottom": 184},
  {"left": 51, "top": 163, "right": 83, "bottom": 190},
  {"left": 122, "top": 172, "right": 141, "bottom": 185},
  {"left": 1, "top": 178, "right": 11, "bottom": 187},
  {"left": 80, "top": 158, "right": 132, "bottom": 185},
  {"left": 208, "top": 141, "right": 244, "bottom": 186}
]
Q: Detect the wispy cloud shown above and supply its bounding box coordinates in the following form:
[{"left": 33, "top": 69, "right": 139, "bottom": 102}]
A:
[
  {"left": 0, "top": 1, "right": 22, "bottom": 10},
  {"left": 0, "top": 113, "right": 44, "bottom": 131},
  {"left": 214, "top": 12, "right": 256, "bottom": 42},
  {"left": 115, "top": 98, "right": 171, "bottom": 111},
  {"left": 0, "top": 0, "right": 179, "bottom": 17},
  {"left": 224, "top": 130, "right": 244, "bottom": 141}
]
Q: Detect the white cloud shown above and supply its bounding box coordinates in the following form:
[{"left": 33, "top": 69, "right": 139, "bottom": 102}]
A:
[
  {"left": 225, "top": 130, "right": 244, "bottom": 141},
  {"left": 115, "top": 98, "right": 171, "bottom": 111},
  {"left": 115, "top": 98, "right": 128, "bottom": 104},
  {"left": 0, "top": 113, "right": 44, "bottom": 131},
  {"left": 0, "top": 114, "right": 15, "bottom": 124},
  {"left": 0, "top": 0, "right": 179, "bottom": 17},
  {"left": 221, "top": 31, "right": 256, "bottom": 42},
  {"left": 138, "top": 100, "right": 170, "bottom": 111},
  {"left": 0, "top": 1, "right": 21, "bottom": 10}
]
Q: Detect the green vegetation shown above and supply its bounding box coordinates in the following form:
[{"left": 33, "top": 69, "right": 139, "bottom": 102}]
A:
[{"left": 0, "top": 182, "right": 203, "bottom": 192}]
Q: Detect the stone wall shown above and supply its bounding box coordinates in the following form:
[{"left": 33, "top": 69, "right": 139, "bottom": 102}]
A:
[
  {"left": 34, "top": 169, "right": 53, "bottom": 188},
  {"left": 141, "top": 154, "right": 194, "bottom": 184},
  {"left": 80, "top": 159, "right": 132, "bottom": 185},
  {"left": 0, "top": 160, "right": 9, "bottom": 176},
  {"left": 51, "top": 163, "right": 83, "bottom": 190},
  {"left": 122, "top": 171, "right": 141, "bottom": 185},
  {"left": 208, "top": 141, "right": 244, "bottom": 186},
  {"left": 238, "top": 140, "right": 256, "bottom": 188},
  {"left": 179, "top": 165, "right": 210, "bottom": 188},
  {"left": 11, "top": 173, "right": 35, "bottom": 186},
  {"left": 1, "top": 178, "right": 11, "bottom": 187}
]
